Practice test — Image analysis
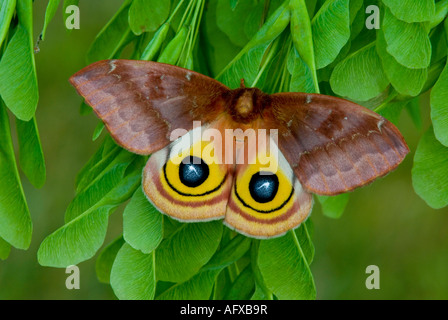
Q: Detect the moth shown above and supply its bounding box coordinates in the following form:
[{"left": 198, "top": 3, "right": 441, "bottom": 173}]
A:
[{"left": 70, "top": 60, "right": 409, "bottom": 239}]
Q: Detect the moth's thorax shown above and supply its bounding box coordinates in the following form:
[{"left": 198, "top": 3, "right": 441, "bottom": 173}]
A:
[
  {"left": 235, "top": 91, "right": 253, "bottom": 116},
  {"left": 225, "top": 88, "right": 268, "bottom": 124}
]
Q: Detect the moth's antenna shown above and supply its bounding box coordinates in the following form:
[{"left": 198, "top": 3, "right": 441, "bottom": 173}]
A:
[{"left": 240, "top": 78, "right": 246, "bottom": 88}]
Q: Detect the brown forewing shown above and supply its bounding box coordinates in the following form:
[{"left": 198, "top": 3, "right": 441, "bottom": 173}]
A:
[
  {"left": 263, "top": 93, "right": 410, "bottom": 195},
  {"left": 69, "top": 60, "right": 229, "bottom": 155}
]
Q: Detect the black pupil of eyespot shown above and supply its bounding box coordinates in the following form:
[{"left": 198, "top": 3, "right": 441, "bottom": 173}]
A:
[
  {"left": 179, "top": 156, "right": 209, "bottom": 187},
  {"left": 249, "top": 172, "right": 279, "bottom": 203}
]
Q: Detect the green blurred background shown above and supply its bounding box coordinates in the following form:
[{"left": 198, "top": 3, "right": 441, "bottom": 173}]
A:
[{"left": 0, "top": 1, "right": 447, "bottom": 300}]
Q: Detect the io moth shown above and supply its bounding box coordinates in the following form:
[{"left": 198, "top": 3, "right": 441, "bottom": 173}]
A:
[{"left": 70, "top": 60, "right": 409, "bottom": 239}]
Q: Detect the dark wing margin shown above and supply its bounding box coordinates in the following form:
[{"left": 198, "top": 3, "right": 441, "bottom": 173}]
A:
[
  {"left": 264, "top": 93, "right": 410, "bottom": 195},
  {"left": 69, "top": 59, "right": 229, "bottom": 155}
]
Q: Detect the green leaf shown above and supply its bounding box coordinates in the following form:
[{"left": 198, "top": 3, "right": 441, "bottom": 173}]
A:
[
  {"left": 41, "top": 0, "right": 61, "bottom": 40},
  {"left": 128, "top": 0, "right": 170, "bottom": 35},
  {"left": 213, "top": 269, "right": 232, "bottom": 300},
  {"left": 0, "top": 0, "right": 38, "bottom": 120},
  {"left": 382, "top": 7, "right": 432, "bottom": 69},
  {"left": 92, "top": 121, "right": 104, "bottom": 141},
  {"left": 38, "top": 206, "right": 110, "bottom": 268},
  {"left": 429, "top": 0, "right": 448, "bottom": 29},
  {"left": 95, "top": 236, "right": 124, "bottom": 284},
  {"left": 75, "top": 136, "right": 120, "bottom": 193},
  {"left": 306, "top": 0, "right": 319, "bottom": 15},
  {"left": 38, "top": 160, "right": 142, "bottom": 267},
  {"left": 0, "top": 102, "right": 32, "bottom": 250},
  {"left": 330, "top": 43, "right": 389, "bottom": 101},
  {"left": 312, "top": 0, "right": 350, "bottom": 69},
  {"left": 156, "top": 221, "right": 223, "bottom": 283},
  {"left": 216, "top": 0, "right": 257, "bottom": 47},
  {"left": 0, "top": 236, "right": 11, "bottom": 260},
  {"left": 382, "top": 0, "right": 435, "bottom": 23},
  {"left": 0, "top": 25, "right": 38, "bottom": 121},
  {"left": 140, "top": 22, "right": 170, "bottom": 61},
  {"left": 217, "top": 1, "right": 290, "bottom": 88},
  {"left": 157, "top": 26, "right": 188, "bottom": 65},
  {"left": 155, "top": 281, "right": 175, "bottom": 297},
  {"left": 258, "top": 231, "right": 316, "bottom": 299},
  {"left": 110, "top": 243, "right": 156, "bottom": 300},
  {"left": 202, "top": 234, "right": 251, "bottom": 271},
  {"left": 242, "top": 3, "right": 265, "bottom": 41},
  {"left": 412, "top": 126, "right": 448, "bottom": 209},
  {"left": 349, "top": 0, "right": 365, "bottom": 41},
  {"left": 431, "top": 60, "right": 448, "bottom": 146},
  {"left": 79, "top": 101, "right": 92, "bottom": 116},
  {"left": 87, "top": 0, "right": 133, "bottom": 63},
  {"left": 162, "top": 215, "right": 183, "bottom": 238},
  {"left": 250, "top": 241, "right": 272, "bottom": 300},
  {"left": 413, "top": 55, "right": 446, "bottom": 96},
  {"left": 65, "top": 150, "right": 136, "bottom": 222},
  {"left": 203, "top": 0, "right": 242, "bottom": 75},
  {"left": 17, "top": 0, "right": 32, "bottom": 30},
  {"left": 316, "top": 38, "right": 351, "bottom": 82},
  {"left": 290, "top": 0, "right": 314, "bottom": 69},
  {"left": 287, "top": 46, "right": 317, "bottom": 93},
  {"left": 376, "top": 29, "right": 428, "bottom": 97},
  {"left": 294, "top": 220, "right": 315, "bottom": 264},
  {"left": 349, "top": 0, "right": 363, "bottom": 24},
  {"left": 15, "top": 117, "right": 46, "bottom": 188},
  {"left": 246, "top": 2, "right": 290, "bottom": 49},
  {"left": 430, "top": 23, "right": 447, "bottom": 64},
  {"left": 156, "top": 269, "right": 220, "bottom": 300},
  {"left": 406, "top": 98, "right": 423, "bottom": 130},
  {"left": 0, "top": 0, "right": 16, "bottom": 48},
  {"left": 157, "top": 233, "right": 251, "bottom": 300},
  {"left": 290, "top": 0, "right": 319, "bottom": 91},
  {"left": 251, "top": 283, "right": 269, "bottom": 300},
  {"left": 230, "top": 0, "right": 239, "bottom": 10},
  {"left": 377, "top": 100, "right": 409, "bottom": 126},
  {"left": 258, "top": 35, "right": 290, "bottom": 93},
  {"left": 85, "top": 156, "right": 144, "bottom": 209},
  {"left": 218, "top": 43, "right": 271, "bottom": 89},
  {"left": 123, "top": 187, "right": 163, "bottom": 254},
  {"left": 224, "top": 265, "right": 255, "bottom": 300},
  {"left": 317, "top": 193, "right": 349, "bottom": 219},
  {"left": 354, "top": 87, "right": 392, "bottom": 111}
]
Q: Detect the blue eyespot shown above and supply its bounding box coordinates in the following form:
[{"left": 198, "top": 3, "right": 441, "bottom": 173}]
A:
[
  {"left": 249, "top": 172, "right": 279, "bottom": 203},
  {"left": 179, "top": 156, "right": 209, "bottom": 188}
]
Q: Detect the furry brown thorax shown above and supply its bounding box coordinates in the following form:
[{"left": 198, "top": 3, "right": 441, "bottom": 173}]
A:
[{"left": 224, "top": 87, "right": 269, "bottom": 124}]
